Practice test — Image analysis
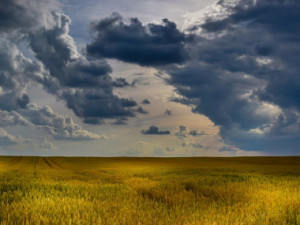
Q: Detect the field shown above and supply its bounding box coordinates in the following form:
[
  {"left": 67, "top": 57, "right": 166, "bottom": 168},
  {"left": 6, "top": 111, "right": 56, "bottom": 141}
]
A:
[{"left": 0, "top": 157, "right": 300, "bottom": 225}]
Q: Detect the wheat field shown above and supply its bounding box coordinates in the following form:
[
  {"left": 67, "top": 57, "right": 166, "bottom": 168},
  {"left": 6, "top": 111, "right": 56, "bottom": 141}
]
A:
[{"left": 0, "top": 156, "right": 299, "bottom": 225}]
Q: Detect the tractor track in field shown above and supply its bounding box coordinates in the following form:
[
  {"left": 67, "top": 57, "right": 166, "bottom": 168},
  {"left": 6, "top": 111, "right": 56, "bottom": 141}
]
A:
[
  {"left": 42, "top": 157, "right": 63, "bottom": 169},
  {"left": 7, "top": 157, "right": 22, "bottom": 168},
  {"left": 43, "top": 158, "right": 54, "bottom": 169},
  {"left": 47, "top": 158, "right": 63, "bottom": 169}
]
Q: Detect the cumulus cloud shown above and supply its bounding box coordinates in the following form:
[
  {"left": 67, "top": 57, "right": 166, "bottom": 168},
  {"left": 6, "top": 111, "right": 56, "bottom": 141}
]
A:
[
  {"left": 87, "top": 13, "right": 188, "bottom": 66},
  {"left": 39, "top": 137, "right": 57, "bottom": 150},
  {"left": 60, "top": 89, "right": 136, "bottom": 119},
  {"left": 141, "top": 125, "right": 170, "bottom": 135},
  {"left": 174, "top": 125, "right": 188, "bottom": 140},
  {"left": 136, "top": 106, "right": 148, "bottom": 114},
  {"left": 174, "top": 125, "right": 207, "bottom": 149},
  {"left": 164, "top": 109, "right": 172, "bottom": 116},
  {"left": 0, "top": 38, "right": 39, "bottom": 112},
  {"left": 189, "top": 130, "right": 207, "bottom": 136},
  {"left": 29, "top": 13, "right": 112, "bottom": 88},
  {"left": 112, "top": 77, "right": 131, "bottom": 88},
  {"left": 112, "top": 118, "right": 128, "bottom": 125},
  {"left": 167, "top": 62, "right": 282, "bottom": 150},
  {"left": 0, "top": 110, "right": 29, "bottom": 127},
  {"left": 0, "top": 126, "right": 59, "bottom": 150},
  {"left": 21, "top": 104, "right": 104, "bottom": 140},
  {"left": 2, "top": 0, "right": 300, "bottom": 154},
  {"left": 96, "top": 0, "right": 300, "bottom": 153},
  {"left": 0, "top": 11, "right": 113, "bottom": 145},
  {"left": 0, "top": 0, "right": 139, "bottom": 130},
  {"left": 28, "top": 12, "right": 137, "bottom": 121},
  {"left": 166, "top": 0, "right": 300, "bottom": 152},
  {"left": 141, "top": 99, "right": 151, "bottom": 104},
  {"left": 0, "top": 128, "right": 58, "bottom": 151},
  {"left": 0, "top": 128, "right": 26, "bottom": 146},
  {"left": 0, "top": 0, "right": 58, "bottom": 34}
]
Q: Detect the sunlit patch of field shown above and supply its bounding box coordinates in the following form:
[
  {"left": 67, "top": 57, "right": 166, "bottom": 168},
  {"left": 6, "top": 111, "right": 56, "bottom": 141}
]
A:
[{"left": 0, "top": 156, "right": 300, "bottom": 225}]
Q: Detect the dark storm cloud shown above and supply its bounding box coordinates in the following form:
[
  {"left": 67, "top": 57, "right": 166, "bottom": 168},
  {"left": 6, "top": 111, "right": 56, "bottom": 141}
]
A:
[
  {"left": 141, "top": 99, "right": 151, "bottom": 104},
  {"left": 2, "top": 0, "right": 300, "bottom": 154},
  {"left": 136, "top": 107, "right": 148, "bottom": 114},
  {"left": 112, "top": 77, "right": 130, "bottom": 88},
  {"left": 0, "top": 38, "right": 108, "bottom": 142},
  {"left": 0, "top": 0, "right": 57, "bottom": 34},
  {"left": 87, "top": 13, "right": 188, "bottom": 66},
  {"left": 29, "top": 14, "right": 113, "bottom": 88},
  {"left": 28, "top": 12, "right": 137, "bottom": 121},
  {"left": 167, "top": 63, "right": 270, "bottom": 132},
  {"left": 61, "top": 89, "right": 135, "bottom": 118},
  {"left": 189, "top": 130, "right": 207, "bottom": 137},
  {"left": 88, "top": 0, "right": 300, "bottom": 152},
  {"left": 0, "top": 92, "right": 30, "bottom": 111},
  {"left": 164, "top": 109, "right": 172, "bottom": 116},
  {"left": 141, "top": 126, "right": 170, "bottom": 135},
  {"left": 112, "top": 118, "right": 127, "bottom": 125},
  {"left": 166, "top": 0, "right": 300, "bottom": 152},
  {"left": 0, "top": 1, "right": 136, "bottom": 144},
  {"left": 83, "top": 118, "right": 104, "bottom": 125},
  {"left": 0, "top": 38, "right": 38, "bottom": 112}
]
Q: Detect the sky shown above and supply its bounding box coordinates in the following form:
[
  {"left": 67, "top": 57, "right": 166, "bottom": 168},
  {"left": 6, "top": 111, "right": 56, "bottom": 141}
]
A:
[{"left": 0, "top": 0, "right": 299, "bottom": 156}]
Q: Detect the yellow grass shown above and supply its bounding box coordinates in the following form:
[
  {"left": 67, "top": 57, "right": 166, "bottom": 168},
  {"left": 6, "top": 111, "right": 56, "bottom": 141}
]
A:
[{"left": 0, "top": 156, "right": 300, "bottom": 224}]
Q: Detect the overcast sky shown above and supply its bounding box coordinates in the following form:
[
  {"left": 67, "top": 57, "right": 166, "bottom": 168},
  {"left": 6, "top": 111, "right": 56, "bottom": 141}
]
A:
[{"left": 0, "top": 0, "right": 299, "bottom": 156}]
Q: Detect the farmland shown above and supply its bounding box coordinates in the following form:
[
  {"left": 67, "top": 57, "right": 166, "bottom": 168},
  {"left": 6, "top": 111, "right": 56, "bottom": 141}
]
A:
[{"left": 0, "top": 156, "right": 300, "bottom": 224}]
